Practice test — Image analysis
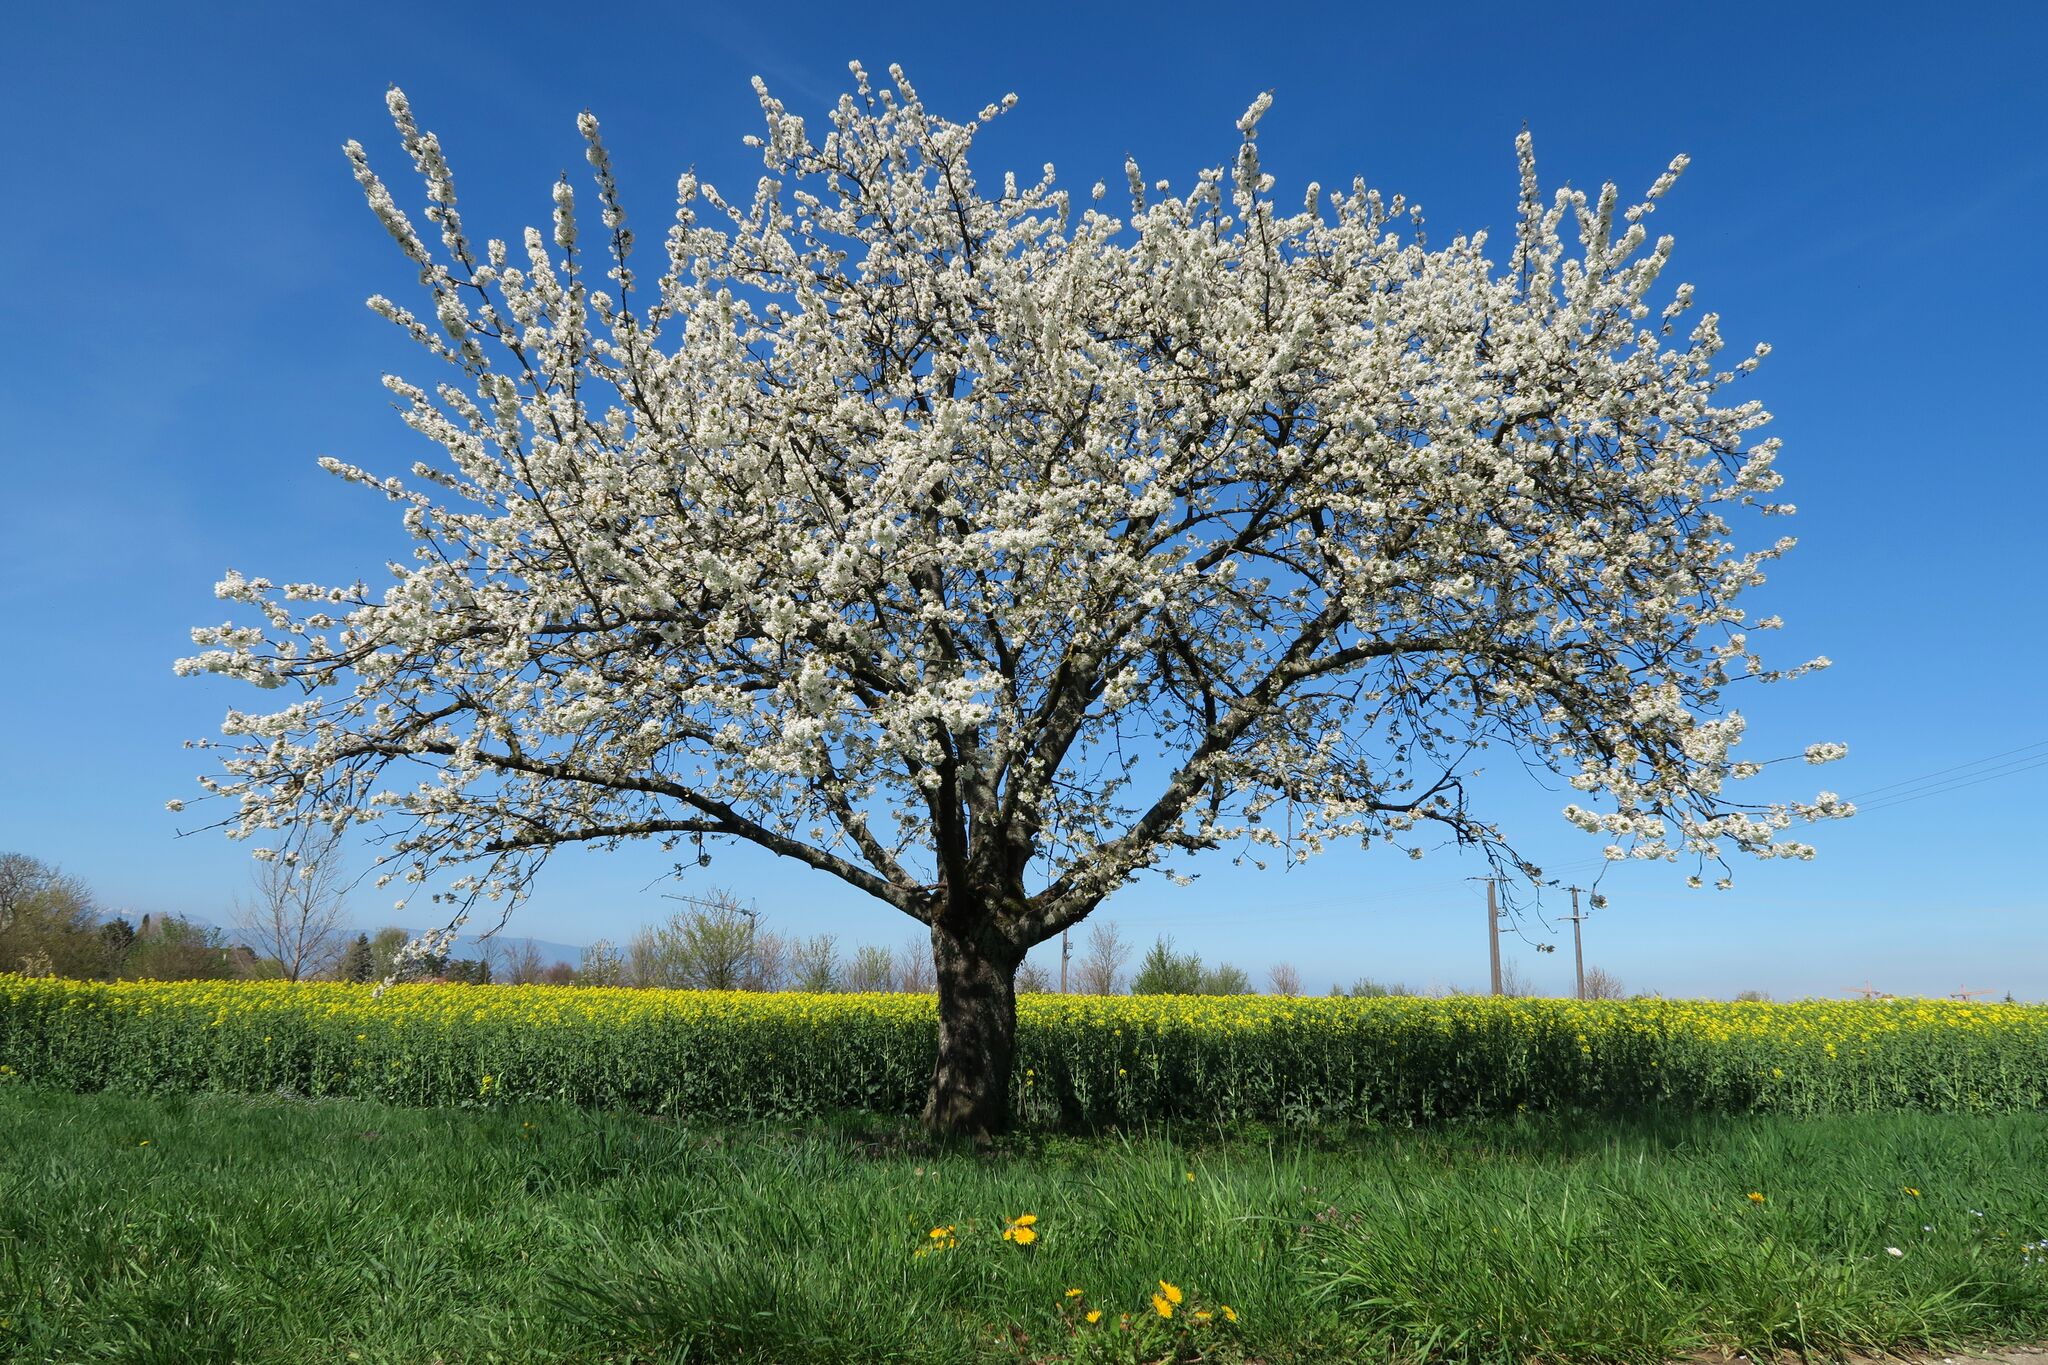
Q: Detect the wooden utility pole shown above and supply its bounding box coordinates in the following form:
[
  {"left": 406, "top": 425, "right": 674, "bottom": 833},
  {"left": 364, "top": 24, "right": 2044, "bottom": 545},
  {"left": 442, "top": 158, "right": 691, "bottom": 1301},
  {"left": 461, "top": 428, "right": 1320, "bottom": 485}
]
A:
[
  {"left": 1060, "top": 927, "right": 1071, "bottom": 993},
  {"left": 1564, "top": 886, "right": 1588, "bottom": 1001},
  {"left": 1486, "top": 878, "right": 1504, "bottom": 996}
]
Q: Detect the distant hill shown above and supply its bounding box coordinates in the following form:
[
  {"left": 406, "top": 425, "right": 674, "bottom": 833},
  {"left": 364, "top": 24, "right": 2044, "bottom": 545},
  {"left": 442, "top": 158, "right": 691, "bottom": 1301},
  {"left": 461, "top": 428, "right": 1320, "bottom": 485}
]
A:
[
  {"left": 445, "top": 934, "right": 586, "bottom": 969},
  {"left": 124, "top": 912, "right": 588, "bottom": 972},
  {"left": 317, "top": 927, "right": 587, "bottom": 970}
]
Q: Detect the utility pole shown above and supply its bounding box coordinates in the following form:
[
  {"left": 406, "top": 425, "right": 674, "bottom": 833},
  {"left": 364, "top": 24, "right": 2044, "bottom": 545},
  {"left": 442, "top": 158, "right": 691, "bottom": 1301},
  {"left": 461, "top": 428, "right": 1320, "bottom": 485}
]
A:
[
  {"left": 1564, "top": 886, "right": 1588, "bottom": 1001},
  {"left": 1060, "top": 928, "right": 1071, "bottom": 993},
  {"left": 1486, "top": 878, "right": 1504, "bottom": 996}
]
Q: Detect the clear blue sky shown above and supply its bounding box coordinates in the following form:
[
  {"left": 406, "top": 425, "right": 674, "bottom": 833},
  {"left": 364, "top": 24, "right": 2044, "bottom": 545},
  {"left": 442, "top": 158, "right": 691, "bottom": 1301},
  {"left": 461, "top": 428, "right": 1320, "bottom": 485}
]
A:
[{"left": 2, "top": 1, "right": 2043, "bottom": 999}]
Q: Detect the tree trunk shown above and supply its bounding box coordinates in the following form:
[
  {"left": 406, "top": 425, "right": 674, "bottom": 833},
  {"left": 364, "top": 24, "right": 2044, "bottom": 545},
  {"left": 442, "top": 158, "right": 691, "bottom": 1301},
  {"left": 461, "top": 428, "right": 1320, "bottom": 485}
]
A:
[{"left": 923, "top": 916, "right": 1021, "bottom": 1138}]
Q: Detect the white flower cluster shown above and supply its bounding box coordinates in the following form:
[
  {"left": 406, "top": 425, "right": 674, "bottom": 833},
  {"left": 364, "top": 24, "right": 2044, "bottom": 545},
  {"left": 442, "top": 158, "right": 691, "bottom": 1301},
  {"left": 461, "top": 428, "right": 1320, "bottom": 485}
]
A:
[{"left": 178, "top": 67, "right": 1846, "bottom": 953}]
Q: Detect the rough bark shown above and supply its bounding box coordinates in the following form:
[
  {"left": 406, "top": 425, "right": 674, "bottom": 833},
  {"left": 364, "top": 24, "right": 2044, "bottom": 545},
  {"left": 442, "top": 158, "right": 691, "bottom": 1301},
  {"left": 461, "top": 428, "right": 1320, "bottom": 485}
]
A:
[{"left": 922, "top": 913, "right": 1023, "bottom": 1138}]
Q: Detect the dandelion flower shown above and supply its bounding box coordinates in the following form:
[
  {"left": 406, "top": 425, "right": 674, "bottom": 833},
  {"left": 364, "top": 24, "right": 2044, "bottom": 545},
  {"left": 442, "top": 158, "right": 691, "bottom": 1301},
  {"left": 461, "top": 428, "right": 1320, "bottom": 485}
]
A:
[
  {"left": 1158, "top": 1280, "right": 1183, "bottom": 1306},
  {"left": 1220, "top": 1304, "right": 1238, "bottom": 1323},
  {"left": 1064, "top": 1287, "right": 1083, "bottom": 1299},
  {"left": 1746, "top": 1192, "right": 1765, "bottom": 1204},
  {"left": 1002, "top": 1214, "right": 1038, "bottom": 1245},
  {"left": 1151, "top": 1293, "right": 1175, "bottom": 1319},
  {"left": 1085, "top": 1309, "right": 1102, "bottom": 1324},
  {"left": 1903, "top": 1187, "right": 1921, "bottom": 1197}
]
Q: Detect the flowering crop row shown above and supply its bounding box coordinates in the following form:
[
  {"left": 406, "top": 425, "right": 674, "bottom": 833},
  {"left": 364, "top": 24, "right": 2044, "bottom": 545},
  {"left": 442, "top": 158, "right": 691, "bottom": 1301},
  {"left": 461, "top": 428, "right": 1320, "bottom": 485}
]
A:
[{"left": 2, "top": 976, "right": 2043, "bottom": 1126}]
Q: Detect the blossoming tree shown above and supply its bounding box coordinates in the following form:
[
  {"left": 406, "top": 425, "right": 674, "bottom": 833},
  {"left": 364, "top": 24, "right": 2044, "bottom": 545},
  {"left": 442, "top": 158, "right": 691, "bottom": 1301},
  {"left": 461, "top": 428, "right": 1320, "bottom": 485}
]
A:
[{"left": 180, "top": 65, "right": 1848, "bottom": 1134}]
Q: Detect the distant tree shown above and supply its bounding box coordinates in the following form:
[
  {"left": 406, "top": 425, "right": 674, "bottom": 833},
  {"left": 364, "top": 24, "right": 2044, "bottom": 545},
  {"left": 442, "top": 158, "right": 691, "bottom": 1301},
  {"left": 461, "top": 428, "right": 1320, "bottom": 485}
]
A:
[
  {"left": 338, "top": 933, "right": 374, "bottom": 983},
  {"left": 0, "top": 854, "right": 105, "bottom": 979},
  {"left": 1129, "top": 937, "right": 1253, "bottom": 995},
  {"left": 96, "top": 918, "right": 138, "bottom": 978},
  {"left": 540, "top": 962, "right": 577, "bottom": 985},
  {"left": 1073, "top": 919, "right": 1132, "bottom": 996},
  {"left": 1015, "top": 959, "right": 1055, "bottom": 993},
  {"left": 1343, "top": 977, "right": 1412, "bottom": 998},
  {"left": 442, "top": 957, "right": 492, "bottom": 985},
  {"left": 231, "top": 828, "right": 350, "bottom": 982},
  {"left": 897, "top": 936, "right": 938, "bottom": 993},
  {"left": 626, "top": 889, "right": 773, "bottom": 990},
  {"left": 751, "top": 930, "right": 790, "bottom": 991},
  {"left": 1131, "top": 937, "right": 1209, "bottom": 996},
  {"left": 368, "top": 926, "right": 412, "bottom": 980},
  {"left": 788, "top": 935, "right": 840, "bottom": 993},
  {"left": 844, "top": 945, "right": 897, "bottom": 994},
  {"left": 493, "top": 937, "right": 547, "bottom": 985},
  {"left": 1731, "top": 988, "right": 1771, "bottom": 1003},
  {"left": 1203, "top": 962, "right": 1253, "bottom": 995},
  {"left": 1581, "top": 966, "right": 1627, "bottom": 1000},
  {"left": 1497, "top": 958, "right": 1534, "bottom": 998},
  {"left": 123, "top": 916, "right": 237, "bottom": 981},
  {"left": 0, "top": 854, "right": 91, "bottom": 931},
  {"left": 1267, "top": 962, "right": 1303, "bottom": 997},
  {"left": 578, "top": 938, "right": 625, "bottom": 988},
  {"left": 624, "top": 922, "right": 683, "bottom": 988}
]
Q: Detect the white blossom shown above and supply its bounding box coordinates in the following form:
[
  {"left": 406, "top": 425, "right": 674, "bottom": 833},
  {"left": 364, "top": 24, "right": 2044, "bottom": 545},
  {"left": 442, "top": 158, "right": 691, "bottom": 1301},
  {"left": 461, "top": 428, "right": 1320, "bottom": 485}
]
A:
[{"left": 179, "top": 68, "right": 1847, "bottom": 962}]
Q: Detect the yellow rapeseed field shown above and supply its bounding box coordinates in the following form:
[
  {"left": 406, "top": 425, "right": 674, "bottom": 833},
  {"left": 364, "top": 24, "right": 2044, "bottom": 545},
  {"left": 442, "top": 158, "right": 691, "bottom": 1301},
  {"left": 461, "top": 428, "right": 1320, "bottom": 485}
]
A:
[{"left": 2, "top": 976, "right": 2042, "bottom": 1125}]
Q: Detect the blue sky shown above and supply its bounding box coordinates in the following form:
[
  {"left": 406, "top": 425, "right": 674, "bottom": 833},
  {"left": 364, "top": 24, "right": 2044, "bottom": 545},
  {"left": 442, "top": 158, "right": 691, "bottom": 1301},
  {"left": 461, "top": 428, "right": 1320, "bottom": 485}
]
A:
[{"left": 2, "top": 1, "right": 2043, "bottom": 999}]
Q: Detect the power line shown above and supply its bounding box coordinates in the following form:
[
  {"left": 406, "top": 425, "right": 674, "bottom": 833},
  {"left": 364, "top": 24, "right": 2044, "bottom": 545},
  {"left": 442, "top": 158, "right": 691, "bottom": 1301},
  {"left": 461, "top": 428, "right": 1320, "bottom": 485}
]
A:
[
  {"left": 1846, "top": 738, "right": 2048, "bottom": 801},
  {"left": 1854, "top": 754, "right": 2048, "bottom": 814}
]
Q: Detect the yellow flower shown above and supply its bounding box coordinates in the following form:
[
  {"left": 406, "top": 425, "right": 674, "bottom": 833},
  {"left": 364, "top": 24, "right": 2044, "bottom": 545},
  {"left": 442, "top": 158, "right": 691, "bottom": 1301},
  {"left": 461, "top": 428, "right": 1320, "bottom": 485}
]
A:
[
  {"left": 1064, "top": 1287, "right": 1083, "bottom": 1298},
  {"left": 1158, "top": 1279, "right": 1183, "bottom": 1306},
  {"left": 1746, "top": 1191, "right": 1765, "bottom": 1204},
  {"left": 1903, "top": 1186, "right": 1920, "bottom": 1197},
  {"left": 1185, "top": 1170, "right": 1195, "bottom": 1183},
  {"left": 1194, "top": 1309, "right": 1212, "bottom": 1322},
  {"left": 1085, "top": 1309, "right": 1103, "bottom": 1324},
  {"left": 1219, "top": 1305, "right": 1237, "bottom": 1323},
  {"left": 1151, "top": 1294, "right": 1174, "bottom": 1319}
]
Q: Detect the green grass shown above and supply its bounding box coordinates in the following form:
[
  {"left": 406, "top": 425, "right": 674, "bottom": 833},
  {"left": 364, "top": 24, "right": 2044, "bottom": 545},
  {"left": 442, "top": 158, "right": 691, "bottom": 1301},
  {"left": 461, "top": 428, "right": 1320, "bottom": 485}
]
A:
[{"left": 0, "top": 1087, "right": 2043, "bottom": 1363}]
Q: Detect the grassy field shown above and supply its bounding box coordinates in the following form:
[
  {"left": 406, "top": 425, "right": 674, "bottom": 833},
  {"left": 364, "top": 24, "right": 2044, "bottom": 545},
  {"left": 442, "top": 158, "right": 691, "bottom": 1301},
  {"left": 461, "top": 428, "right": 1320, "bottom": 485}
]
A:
[{"left": 1, "top": 1088, "right": 2044, "bottom": 1363}]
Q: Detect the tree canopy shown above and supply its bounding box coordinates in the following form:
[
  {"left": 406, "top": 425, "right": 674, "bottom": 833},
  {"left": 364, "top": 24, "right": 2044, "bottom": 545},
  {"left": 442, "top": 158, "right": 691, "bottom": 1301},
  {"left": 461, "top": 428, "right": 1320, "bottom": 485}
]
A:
[{"left": 177, "top": 66, "right": 1848, "bottom": 1130}]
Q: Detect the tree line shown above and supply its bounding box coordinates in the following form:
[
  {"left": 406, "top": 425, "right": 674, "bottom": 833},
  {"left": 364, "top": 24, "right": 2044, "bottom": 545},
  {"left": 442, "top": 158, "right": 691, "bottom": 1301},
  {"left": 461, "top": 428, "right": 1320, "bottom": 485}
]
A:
[
  {"left": 1, "top": 853, "right": 253, "bottom": 982},
  {"left": 1, "top": 849, "right": 1374, "bottom": 996},
  {"left": 6, "top": 847, "right": 1638, "bottom": 999}
]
